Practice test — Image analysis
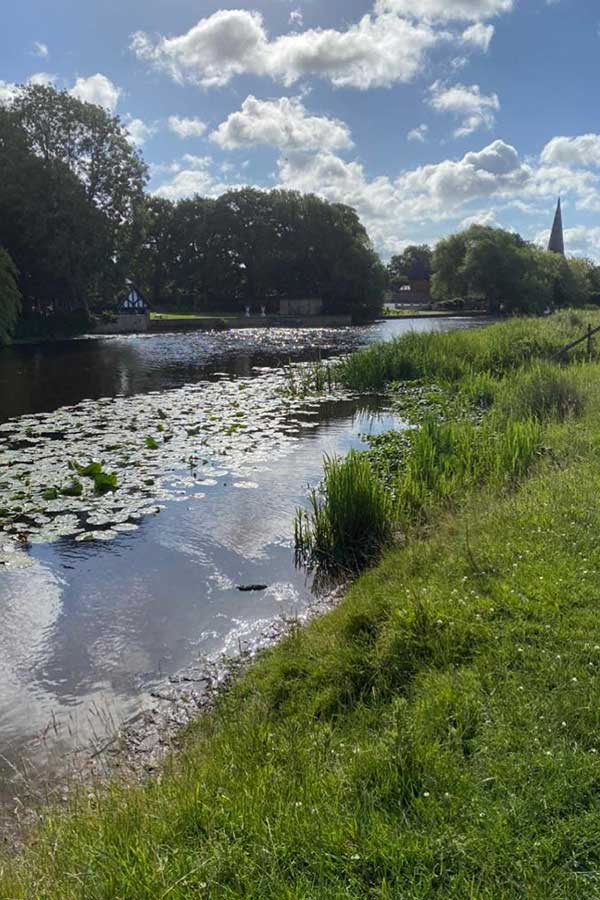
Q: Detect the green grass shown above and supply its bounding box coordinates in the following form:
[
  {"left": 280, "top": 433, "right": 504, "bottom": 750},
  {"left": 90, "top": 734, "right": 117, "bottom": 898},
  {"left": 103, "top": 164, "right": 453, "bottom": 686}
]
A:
[
  {"left": 295, "top": 451, "right": 395, "bottom": 577},
  {"left": 294, "top": 417, "right": 544, "bottom": 578},
  {"left": 6, "top": 323, "right": 600, "bottom": 897},
  {"left": 337, "top": 309, "right": 600, "bottom": 390},
  {"left": 381, "top": 309, "right": 474, "bottom": 319},
  {"left": 282, "top": 360, "right": 333, "bottom": 398},
  {"left": 296, "top": 358, "right": 581, "bottom": 578},
  {"left": 151, "top": 312, "right": 236, "bottom": 321}
]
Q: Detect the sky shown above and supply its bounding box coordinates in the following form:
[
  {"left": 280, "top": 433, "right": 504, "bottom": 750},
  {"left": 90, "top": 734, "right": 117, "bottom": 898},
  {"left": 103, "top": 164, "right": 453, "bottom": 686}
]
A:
[{"left": 2, "top": 0, "right": 600, "bottom": 259}]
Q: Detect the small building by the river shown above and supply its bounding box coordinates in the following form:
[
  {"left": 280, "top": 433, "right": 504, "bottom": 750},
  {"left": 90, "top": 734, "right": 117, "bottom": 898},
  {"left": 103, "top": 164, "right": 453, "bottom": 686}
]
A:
[
  {"left": 94, "top": 285, "right": 151, "bottom": 335},
  {"left": 112, "top": 285, "right": 150, "bottom": 332},
  {"left": 280, "top": 297, "right": 323, "bottom": 317}
]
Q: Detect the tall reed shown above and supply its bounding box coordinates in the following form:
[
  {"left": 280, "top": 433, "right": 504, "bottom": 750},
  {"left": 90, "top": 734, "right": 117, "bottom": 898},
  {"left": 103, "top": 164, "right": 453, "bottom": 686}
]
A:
[
  {"left": 336, "top": 311, "right": 600, "bottom": 392},
  {"left": 296, "top": 417, "right": 544, "bottom": 578},
  {"left": 295, "top": 451, "right": 395, "bottom": 577}
]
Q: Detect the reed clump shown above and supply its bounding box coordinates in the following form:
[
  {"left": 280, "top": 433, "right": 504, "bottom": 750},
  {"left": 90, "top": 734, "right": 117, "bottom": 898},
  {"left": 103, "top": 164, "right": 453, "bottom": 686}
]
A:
[
  {"left": 491, "top": 362, "right": 585, "bottom": 423},
  {"left": 295, "top": 415, "right": 544, "bottom": 576},
  {"left": 295, "top": 450, "right": 395, "bottom": 576},
  {"left": 296, "top": 314, "right": 595, "bottom": 579}
]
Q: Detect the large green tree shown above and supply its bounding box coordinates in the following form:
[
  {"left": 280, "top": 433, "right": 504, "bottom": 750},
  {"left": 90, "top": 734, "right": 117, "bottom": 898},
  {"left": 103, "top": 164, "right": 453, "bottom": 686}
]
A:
[
  {"left": 1, "top": 84, "right": 147, "bottom": 311},
  {"left": 0, "top": 107, "right": 108, "bottom": 316},
  {"left": 133, "top": 189, "right": 384, "bottom": 319},
  {"left": 431, "top": 225, "right": 582, "bottom": 314},
  {"left": 387, "top": 244, "right": 433, "bottom": 292}
]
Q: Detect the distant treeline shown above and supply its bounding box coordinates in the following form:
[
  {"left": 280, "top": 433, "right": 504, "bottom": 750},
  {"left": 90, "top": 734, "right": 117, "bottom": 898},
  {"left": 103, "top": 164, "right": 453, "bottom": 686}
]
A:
[
  {"left": 0, "top": 85, "right": 384, "bottom": 342},
  {"left": 1, "top": 84, "right": 600, "bottom": 344},
  {"left": 136, "top": 191, "right": 385, "bottom": 319},
  {"left": 387, "top": 232, "right": 600, "bottom": 315}
]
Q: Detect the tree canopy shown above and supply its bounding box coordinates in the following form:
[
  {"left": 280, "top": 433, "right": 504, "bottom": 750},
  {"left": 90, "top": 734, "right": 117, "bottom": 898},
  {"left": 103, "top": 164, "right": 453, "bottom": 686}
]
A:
[
  {"left": 431, "top": 225, "right": 599, "bottom": 314},
  {"left": 386, "top": 245, "right": 433, "bottom": 292},
  {"left": 0, "top": 84, "right": 147, "bottom": 320},
  {"left": 133, "top": 188, "right": 385, "bottom": 319}
]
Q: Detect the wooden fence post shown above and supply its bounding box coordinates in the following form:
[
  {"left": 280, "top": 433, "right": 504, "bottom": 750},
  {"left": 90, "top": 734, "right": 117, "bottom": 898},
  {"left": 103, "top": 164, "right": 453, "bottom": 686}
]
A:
[{"left": 588, "top": 323, "right": 593, "bottom": 362}]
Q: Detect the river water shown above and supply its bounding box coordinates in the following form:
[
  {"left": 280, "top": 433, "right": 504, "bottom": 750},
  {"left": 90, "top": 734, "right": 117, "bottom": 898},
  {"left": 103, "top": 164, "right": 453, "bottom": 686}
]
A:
[{"left": 0, "top": 318, "right": 484, "bottom": 801}]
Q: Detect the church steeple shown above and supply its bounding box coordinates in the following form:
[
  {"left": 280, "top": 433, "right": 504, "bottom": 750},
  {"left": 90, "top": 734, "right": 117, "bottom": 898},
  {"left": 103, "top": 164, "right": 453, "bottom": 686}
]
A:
[{"left": 548, "top": 197, "right": 565, "bottom": 255}]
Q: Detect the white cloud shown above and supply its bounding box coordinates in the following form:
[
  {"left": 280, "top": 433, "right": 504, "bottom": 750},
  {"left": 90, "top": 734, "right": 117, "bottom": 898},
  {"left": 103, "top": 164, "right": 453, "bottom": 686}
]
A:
[
  {"left": 0, "top": 81, "right": 19, "bottom": 105},
  {"left": 124, "top": 117, "right": 157, "bottom": 147},
  {"left": 181, "top": 154, "right": 214, "bottom": 169},
  {"left": 526, "top": 163, "right": 598, "bottom": 201},
  {"left": 70, "top": 74, "right": 121, "bottom": 112},
  {"left": 462, "top": 22, "right": 494, "bottom": 51},
  {"left": 407, "top": 123, "right": 429, "bottom": 142},
  {"left": 289, "top": 9, "right": 304, "bottom": 27},
  {"left": 32, "top": 41, "right": 49, "bottom": 59},
  {"left": 428, "top": 81, "right": 499, "bottom": 137},
  {"left": 459, "top": 209, "right": 498, "bottom": 229},
  {"left": 400, "top": 140, "right": 529, "bottom": 207},
  {"left": 27, "top": 72, "right": 57, "bottom": 87},
  {"left": 576, "top": 193, "right": 600, "bottom": 213},
  {"left": 131, "top": 9, "right": 440, "bottom": 90},
  {"left": 168, "top": 115, "right": 207, "bottom": 138},
  {"left": 210, "top": 95, "right": 353, "bottom": 152},
  {"left": 277, "top": 139, "right": 530, "bottom": 253},
  {"left": 541, "top": 135, "right": 600, "bottom": 169},
  {"left": 152, "top": 154, "right": 239, "bottom": 201},
  {"left": 374, "top": 0, "right": 513, "bottom": 21}
]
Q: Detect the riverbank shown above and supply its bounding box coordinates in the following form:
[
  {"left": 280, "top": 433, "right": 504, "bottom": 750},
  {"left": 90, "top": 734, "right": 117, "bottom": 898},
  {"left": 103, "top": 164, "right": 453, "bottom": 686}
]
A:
[
  {"left": 381, "top": 308, "right": 488, "bottom": 319},
  {"left": 4, "top": 312, "right": 600, "bottom": 897}
]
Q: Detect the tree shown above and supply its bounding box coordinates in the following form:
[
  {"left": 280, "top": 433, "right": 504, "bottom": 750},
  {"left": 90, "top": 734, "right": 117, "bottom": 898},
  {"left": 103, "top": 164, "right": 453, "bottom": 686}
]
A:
[
  {"left": 387, "top": 244, "right": 433, "bottom": 292},
  {"left": 461, "top": 227, "right": 529, "bottom": 314},
  {"left": 432, "top": 226, "right": 557, "bottom": 314},
  {"left": 431, "top": 232, "right": 469, "bottom": 303},
  {"left": 131, "top": 189, "right": 384, "bottom": 319},
  {"left": 134, "top": 197, "right": 177, "bottom": 306},
  {"left": 7, "top": 84, "right": 147, "bottom": 303},
  {"left": 0, "top": 106, "right": 107, "bottom": 316},
  {"left": 0, "top": 248, "right": 21, "bottom": 344},
  {"left": 564, "top": 257, "right": 598, "bottom": 305}
]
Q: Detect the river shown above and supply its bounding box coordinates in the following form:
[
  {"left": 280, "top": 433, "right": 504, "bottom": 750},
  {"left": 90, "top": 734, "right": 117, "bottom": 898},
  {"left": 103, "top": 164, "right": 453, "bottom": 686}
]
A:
[{"left": 0, "top": 318, "right": 484, "bottom": 805}]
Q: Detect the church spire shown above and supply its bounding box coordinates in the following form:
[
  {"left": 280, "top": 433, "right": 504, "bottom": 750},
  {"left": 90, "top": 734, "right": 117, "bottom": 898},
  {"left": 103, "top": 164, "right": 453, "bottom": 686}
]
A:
[{"left": 548, "top": 197, "right": 565, "bottom": 255}]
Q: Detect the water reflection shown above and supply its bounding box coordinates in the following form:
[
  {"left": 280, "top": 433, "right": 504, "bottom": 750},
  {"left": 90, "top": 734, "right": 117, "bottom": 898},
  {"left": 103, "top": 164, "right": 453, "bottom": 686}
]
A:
[
  {"left": 0, "top": 403, "right": 403, "bottom": 778},
  {"left": 0, "top": 317, "right": 486, "bottom": 794},
  {"left": 0, "top": 318, "right": 484, "bottom": 422}
]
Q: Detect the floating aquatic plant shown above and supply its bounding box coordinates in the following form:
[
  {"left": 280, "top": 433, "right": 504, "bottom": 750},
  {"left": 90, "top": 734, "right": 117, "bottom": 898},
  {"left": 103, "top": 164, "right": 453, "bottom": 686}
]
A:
[{"left": 0, "top": 359, "right": 359, "bottom": 548}]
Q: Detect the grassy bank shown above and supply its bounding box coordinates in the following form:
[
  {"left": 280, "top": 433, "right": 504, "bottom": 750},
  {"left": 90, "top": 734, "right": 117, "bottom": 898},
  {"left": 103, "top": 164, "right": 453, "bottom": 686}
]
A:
[
  {"left": 150, "top": 312, "right": 237, "bottom": 322},
  {"left": 381, "top": 309, "right": 486, "bottom": 319},
  {"left": 338, "top": 309, "right": 600, "bottom": 390},
  {"left": 4, "top": 314, "right": 600, "bottom": 897}
]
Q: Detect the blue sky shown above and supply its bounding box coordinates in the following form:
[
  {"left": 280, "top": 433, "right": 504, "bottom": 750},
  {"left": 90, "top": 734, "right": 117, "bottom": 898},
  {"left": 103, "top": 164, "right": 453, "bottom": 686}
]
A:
[{"left": 2, "top": 0, "right": 600, "bottom": 258}]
